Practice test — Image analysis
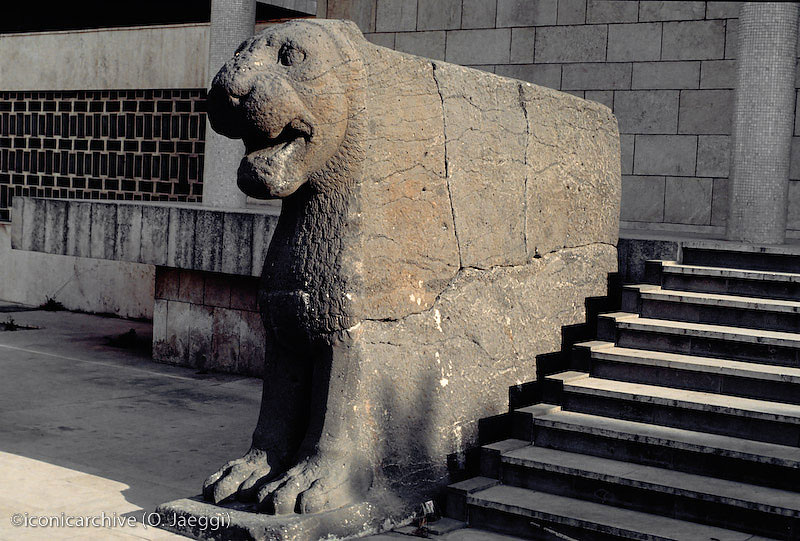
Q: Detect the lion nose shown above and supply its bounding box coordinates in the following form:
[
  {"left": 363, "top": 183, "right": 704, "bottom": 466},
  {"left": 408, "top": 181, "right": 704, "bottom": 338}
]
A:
[
  {"left": 207, "top": 60, "right": 257, "bottom": 139},
  {"left": 221, "top": 63, "right": 259, "bottom": 101},
  {"left": 207, "top": 85, "right": 244, "bottom": 139}
]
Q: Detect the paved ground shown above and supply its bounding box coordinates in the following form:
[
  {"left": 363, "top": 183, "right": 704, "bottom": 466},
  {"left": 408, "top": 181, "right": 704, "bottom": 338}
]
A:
[
  {"left": 0, "top": 304, "right": 519, "bottom": 541},
  {"left": 0, "top": 303, "right": 261, "bottom": 540}
]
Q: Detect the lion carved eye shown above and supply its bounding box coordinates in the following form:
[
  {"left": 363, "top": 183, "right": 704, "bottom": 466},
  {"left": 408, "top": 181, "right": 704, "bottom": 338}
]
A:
[{"left": 278, "top": 43, "right": 305, "bottom": 66}]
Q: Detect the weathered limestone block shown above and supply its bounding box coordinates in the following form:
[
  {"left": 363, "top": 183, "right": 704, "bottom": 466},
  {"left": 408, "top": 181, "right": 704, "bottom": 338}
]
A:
[
  {"left": 140, "top": 205, "right": 170, "bottom": 266},
  {"left": 161, "top": 18, "right": 620, "bottom": 540},
  {"left": 115, "top": 204, "right": 143, "bottom": 261},
  {"left": 353, "top": 243, "right": 615, "bottom": 491}
]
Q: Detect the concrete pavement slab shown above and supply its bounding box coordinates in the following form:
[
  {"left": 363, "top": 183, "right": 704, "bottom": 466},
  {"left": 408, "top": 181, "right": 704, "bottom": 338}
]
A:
[{"left": 0, "top": 305, "right": 261, "bottom": 540}]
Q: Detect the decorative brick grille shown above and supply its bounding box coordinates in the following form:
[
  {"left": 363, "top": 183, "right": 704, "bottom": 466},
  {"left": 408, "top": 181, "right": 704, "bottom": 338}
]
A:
[{"left": 0, "top": 89, "right": 207, "bottom": 222}]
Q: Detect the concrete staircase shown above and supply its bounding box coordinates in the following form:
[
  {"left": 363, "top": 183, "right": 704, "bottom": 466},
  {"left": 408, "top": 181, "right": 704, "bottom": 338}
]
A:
[{"left": 445, "top": 241, "right": 800, "bottom": 540}]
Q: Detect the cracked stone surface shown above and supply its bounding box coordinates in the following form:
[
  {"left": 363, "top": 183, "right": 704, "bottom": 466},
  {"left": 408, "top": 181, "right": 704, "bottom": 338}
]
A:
[{"left": 163, "top": 18, "right": 621, "bottom": 541}]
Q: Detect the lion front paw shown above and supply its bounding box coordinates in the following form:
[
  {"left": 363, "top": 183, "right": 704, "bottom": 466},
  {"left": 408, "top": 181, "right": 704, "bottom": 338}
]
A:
[
  {"left": 256, "top": 451, "right": 372, "bottom": 515},
  {"left": 202, "top": 448, "right": 275, "bottom": 504}
]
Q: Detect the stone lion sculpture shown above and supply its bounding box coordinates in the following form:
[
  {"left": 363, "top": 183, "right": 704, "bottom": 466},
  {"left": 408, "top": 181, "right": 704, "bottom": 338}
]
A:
[{"left": 179, "top": 18, "right": 618, "bottom": 540}]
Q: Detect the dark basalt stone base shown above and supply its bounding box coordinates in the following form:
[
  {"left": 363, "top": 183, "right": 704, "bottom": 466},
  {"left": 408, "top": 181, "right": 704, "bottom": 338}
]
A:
[{"left": 155, "top": 496, "right": 387, "bottom": 541}]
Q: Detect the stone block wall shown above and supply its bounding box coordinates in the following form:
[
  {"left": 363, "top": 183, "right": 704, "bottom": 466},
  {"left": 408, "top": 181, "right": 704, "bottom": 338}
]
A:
[
  {"left": 153, "top": 267, "right": 265, "bottom": 376},
  {"left": 0, "top": 89, "right": 207, "bottom": 222},
  {"left": 319, "top": 0, "right": 800, "bottom": 237}
]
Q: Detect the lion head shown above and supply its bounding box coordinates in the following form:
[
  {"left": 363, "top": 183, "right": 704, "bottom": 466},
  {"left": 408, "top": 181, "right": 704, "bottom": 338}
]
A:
[{"left": 207, "top": 20, "right": 365, "bottom": 199}]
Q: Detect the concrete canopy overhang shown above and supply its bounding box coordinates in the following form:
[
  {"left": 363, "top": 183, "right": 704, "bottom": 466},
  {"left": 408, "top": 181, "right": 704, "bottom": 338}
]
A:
[{"left": 257, "top": 0, "right": 317, "bottom": 16}]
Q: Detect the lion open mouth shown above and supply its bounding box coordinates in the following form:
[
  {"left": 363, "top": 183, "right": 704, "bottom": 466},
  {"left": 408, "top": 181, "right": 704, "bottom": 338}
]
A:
[{"left": 238, "top": 120, "right": 312, "bottom": 198}]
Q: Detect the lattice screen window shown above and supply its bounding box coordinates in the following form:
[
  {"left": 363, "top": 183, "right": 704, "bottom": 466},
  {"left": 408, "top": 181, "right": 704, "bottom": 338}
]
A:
[{"left": 0, "top": 89, "right": 207, "bottom": 222}]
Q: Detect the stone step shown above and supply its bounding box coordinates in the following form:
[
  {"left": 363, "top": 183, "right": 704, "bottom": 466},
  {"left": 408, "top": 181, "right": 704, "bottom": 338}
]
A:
[
  {"left": 622, "top": 285, "right": 800, "bottom": 334},
  {"left": 466, "top": 483, "right": 781, "bottom": 541},
  {"left": 508, "top": 406, "right": 800, "bottom": 491},
  {"left": 446, "top": 476, "right": 502, "bottom": 522},
  {"left": 646, "top": 260, "right": 800, "bottom": 301},
  {"left": 680, "top": 240, "right": 800, "bottom": 274},
  {"left": 598, "top": 312, "right": 800, "bottom": 368},
  {"left": 574, "top": 341, "right": 800, "bottom": 405},
  {"left": 480, "top": 438, "right": 532, "bottom": 480},
  {"left": 499, "top": 445, "right": 800, "bottom": 539},
  {"left": 546, "top": 373, "right": 800, "bottom": 447}
]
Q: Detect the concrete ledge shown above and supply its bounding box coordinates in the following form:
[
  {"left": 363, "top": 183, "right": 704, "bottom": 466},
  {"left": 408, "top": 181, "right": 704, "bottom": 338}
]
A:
[
  {"left": 681, "top": 238, "right": 800, "bottom": 256},
  {"left": 11, "top": 197, "right": 279, "bottom": 277}
]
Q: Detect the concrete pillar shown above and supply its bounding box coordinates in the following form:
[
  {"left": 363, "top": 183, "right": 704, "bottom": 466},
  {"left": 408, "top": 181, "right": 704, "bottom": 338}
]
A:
[
  {"left": 202, "top": 0, "right": 257, "bottom": 208},
  {"left": 726, "top": 2, "right": 799, "bottom": 244}
]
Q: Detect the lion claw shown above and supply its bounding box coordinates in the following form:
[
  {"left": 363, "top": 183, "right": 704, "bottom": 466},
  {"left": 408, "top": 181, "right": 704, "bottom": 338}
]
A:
[{"left": 202, "top": 448, "right": 273, "bottom": 504}]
